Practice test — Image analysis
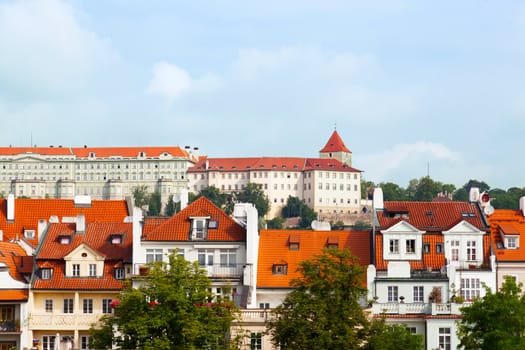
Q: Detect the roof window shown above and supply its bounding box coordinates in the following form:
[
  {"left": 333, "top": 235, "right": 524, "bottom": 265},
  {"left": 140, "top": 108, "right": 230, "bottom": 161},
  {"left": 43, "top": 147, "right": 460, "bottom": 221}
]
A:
[{"left": 272, "top": 263, "right": 288, "bottom": 275}]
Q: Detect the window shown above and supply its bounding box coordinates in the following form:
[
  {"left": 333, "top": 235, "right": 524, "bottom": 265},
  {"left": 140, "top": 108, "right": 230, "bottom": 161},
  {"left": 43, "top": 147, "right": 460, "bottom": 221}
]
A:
[
  {"left": 423, "top": 243, "right": 430, "bottom": 253},
  {"left": 89, "top": 264, "right": 97, "bottom": 276},
  {"left": 387, "top": 286, "right": 398, "bottom": 302},
  {"left": 220, "top": 249, "right": 237, "bottom": 267},
  {"left": 451, "top": 240, "right": 460, "bottom": 261},
  {"left": 389, "top": 239, "right": 399, "bottom": 253},
  {"left": 191, "top": 218, "right": 208, "bottom": 239},
  {"left": 436, "top": 243, "right": 443, "bottom": 254},
  {"left": 413, "top": 286, "right": 424, "bottom": 303},
  {"left": 146, "top": 249, "right": 163, "bottom": 263},
  {"left": 24, "top": 229, "right": 35, "bottom": 239},
  {"left": 259, "top": 303, "right": 270, "bottom": 309},
  {"left": 83, "top": 299, "right": 93, "bottom": 313},
  {"left": 461, "top": 278, "right": 480, "bottom": 300},
  {"left": 250, "top": 332, "right": 262, "bottom": 350},
  {"left": 41, "top": 268, "right": 52, "bottom": 280},
  {"left": 102, "top": 299, "right": 112, "bottom": 314},
  {"left": 73, "top": 264, "right": 80, "bottom": 277},
  {"left": 438, "top": 327, "right": 451, "bottom": 350},
  {"left": 406, "top": 327, "right": 417, "bottom": 334},
  {"left": 508, "top": 237, "right": 518, "bottom": 249},
  {"left": 115, "top": 268, "right": 125, "bottom": 280},
  {"left": 80, "top": 335, "right": 90, "bottom": 350},
  {"left": 45, "top": 299, "right": 53, "bottom": 313},
  {"left": 406, "top": 239, "right": 416, "bottom": 253},
  {"left": 198, "top": 249, "right": 213, "bottom": 266},
  {"left": 272, "top": 264, "right": 288, "bottom": 275},
  {"left": 42, "top": 335, "right": 56, "bottom": 350},
  {"left": 111, "top": 235, "right": 123, "bottom": 244},
  {"left": 467, "top": 241, "right": 477, "bottom": 260},
  {"left": 63, "top": 298, "right": 74, "bottom": 313}
]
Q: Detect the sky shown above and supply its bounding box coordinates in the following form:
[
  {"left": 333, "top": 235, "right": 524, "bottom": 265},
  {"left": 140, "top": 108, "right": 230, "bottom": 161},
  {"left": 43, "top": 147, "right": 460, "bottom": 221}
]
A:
[{"left": 1, "top": 0, "right": 524, "bottom": 191}]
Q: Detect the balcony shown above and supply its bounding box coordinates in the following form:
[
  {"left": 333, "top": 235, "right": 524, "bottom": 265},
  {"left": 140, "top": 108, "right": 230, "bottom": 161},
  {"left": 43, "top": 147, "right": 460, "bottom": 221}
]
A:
[
  {"left": 236, "top": 309, "right": 275, "bottom": 325},
  {"left": 134, "top": 263, "right": 244, "bottom": 280},
  {"left": 28, "top": 313, "right": 102, "bottom": 330},
  {"left": 371, "top": 302, "right": 464, "bottom": 316},
  {"left": 0, "top": 320, "right": 20, "bottom": 333}
]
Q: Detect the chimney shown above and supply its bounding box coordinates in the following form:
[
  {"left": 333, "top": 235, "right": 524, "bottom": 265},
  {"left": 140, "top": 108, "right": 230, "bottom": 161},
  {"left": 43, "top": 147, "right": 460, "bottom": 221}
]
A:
[
  {"left": 76, "top": 214, "right": 85, "bottom": 233},
  {"left": 192, "top": 147, "right": 199, "bottom": 159},
  {"left": 372, "top": 187, "right": 384, "bottom": 211},
  {"left": 7, "top": 193, "right": 14, "bottom": 222},
  {"left": 180, "top": 188, "right": 189, "bottom": 210},
  {"left": 469, "top": 187, "right": 480, "bottom": 202},
  {"left": 38, "top": 219, "right": 47, "bottom": 238},
  {"left": 520, "top": 197, "right": 525, "bottom": 217}
]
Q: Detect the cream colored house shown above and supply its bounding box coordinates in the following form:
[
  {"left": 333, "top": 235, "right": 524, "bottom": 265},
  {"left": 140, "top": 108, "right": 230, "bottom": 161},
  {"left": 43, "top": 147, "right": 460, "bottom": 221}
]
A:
[
  {"left": 188, "top": 130, "right": 362, "bottom": 219},
  {"left": 28, "top": 217, "right": 133, "bottom": 350}
]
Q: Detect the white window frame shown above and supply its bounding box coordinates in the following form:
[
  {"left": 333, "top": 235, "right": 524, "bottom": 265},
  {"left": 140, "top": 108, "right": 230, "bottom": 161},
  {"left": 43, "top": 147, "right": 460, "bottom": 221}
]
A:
[
  {"left": 405, "top": 239, "right": 416, "bottom": 253},
  {"left": 461, "top": 278, "right": 480, "bottom": 300},
  {"left": 389, "top": 239, "right": 399, "bottom": 254},
  {"left": 83, "top": 299, "right": 93, "bottom": 314},
  {"left": 63, "top": 298, "right": 74, "bottom": 313},
  {"left": 438, "top": 327, "right": 451, "bottom": 350},
  {"left": 72, "top": 264, "right": 80, "bottom": 277},
  {"left": 387, "top": 286, "right": 398, "bottom": 302},
  {"left": 466, "top": 240, "right": 477, "bottom": 261},
  {"left": 451, "top": 240, "right": 460, "bottom": 261},
  {"left": 146, "top": 249, "right": 163, "bottom": 263},
  {"left": 42, "top": 335, "right": 56, "bottom": 350},
  {"left": 89, "top": 264, "right": 97, "bottom": 277},
  {"left": 413, "top": 286, "right": 424, "bottom": 303},
  {"left": 80, "top": 335, "right": 90, "bottom": 350},
  {"left": 44, "top": 299, "right": 53, "bottom": 313},
  {"left": 102, "top": 299, "right": 113, "bottom": 314}
]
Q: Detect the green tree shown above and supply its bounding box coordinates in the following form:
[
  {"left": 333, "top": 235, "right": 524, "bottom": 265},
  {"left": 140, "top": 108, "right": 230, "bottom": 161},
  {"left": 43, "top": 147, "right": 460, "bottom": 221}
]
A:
[
  {"left": 266, "top": 217, "right": 285, "bottom": 229},
  {"left": 281, "top": 196, "right": 303, "bottom": 218},
  {"left": 362, "top": 179, "right": 375, "bottom": 200},
  {"left": 234, "top": 183, "right": 270, "bottom": 217},
  {"left": 365, "top": 318, "right": 423, "bottom": 350},
  {"left": 380, "top": 182, "right": 406, "bottom": 201},
  {"left": 457, "top": 276, "right": 525, "bottom": 350},
  {"left": 194, "top": 186, "right": 228, "bottom": 209},
  {"left": 267, "top": 248, "right": 369, "bottom": 350},
  {"left": 147, "top": 191, "right": 162, "bottom": 216},
  {"left": 298, "top": 205, "right": 317, "bottom": 228},
  {"left": 164, "top": 194, "right": 176, "bottom": 216},
  {"left": 90, "top": 253, "right": 239, "bottom": 350},
  {"left": 267, "top": 248, "right": 421, "bottom": 350},
  {"left": 132, "top": 184, "right": 150, "bottom": 208}
]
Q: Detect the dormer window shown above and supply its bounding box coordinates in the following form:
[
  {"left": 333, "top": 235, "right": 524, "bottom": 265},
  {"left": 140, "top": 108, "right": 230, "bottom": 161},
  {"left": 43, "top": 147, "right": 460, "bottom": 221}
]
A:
[
  {"left": 115, "top": 268, "right": 125, "bottom": 280},
  {"left": 190, "top": 217, "right": 210, "bottom": 240},
  {"left": 89, "top": 152, "right": 96, "bottom": 158},
  {"left": 498, "top": 223, "right": 520, "bottom": 249},
  {"left": 41, "top": 268, "right": 52, "bottom": 280},
  {"left": 272, "top": 263, "right": 288, "bottom": 275},
  {"left": 327, "top": 236, "right": 339, "bottom": 249},
  {"left": 59, "top": 235, "right": 71, "bottom": 245},
  {"left": 507, "top": 236, "right": 518, "bottom": 249},
  {"left": 110, "top": 234, "right": 123, "bottom": 244},
  {"left": 24, "top": 229, "right": 35, "bottom": 239},
  {"left": 288, "top": 235, "right": 300, "bottom": 251}
]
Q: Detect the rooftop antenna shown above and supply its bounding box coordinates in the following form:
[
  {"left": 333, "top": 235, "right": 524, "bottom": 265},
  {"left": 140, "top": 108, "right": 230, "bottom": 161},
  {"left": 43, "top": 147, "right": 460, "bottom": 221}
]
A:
[
  {"left": 334, "top": 122, "right": 337, "bottom": 130},
  {"left": 427, "top": 161, "right": 430, "bottom": 178}
]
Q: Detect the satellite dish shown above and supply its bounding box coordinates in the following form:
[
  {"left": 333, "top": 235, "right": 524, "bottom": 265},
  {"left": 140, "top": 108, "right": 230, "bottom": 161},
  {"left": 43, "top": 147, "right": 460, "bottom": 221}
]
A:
[{"left": 484, "top": 205, "right": 495, "bottom": 216}]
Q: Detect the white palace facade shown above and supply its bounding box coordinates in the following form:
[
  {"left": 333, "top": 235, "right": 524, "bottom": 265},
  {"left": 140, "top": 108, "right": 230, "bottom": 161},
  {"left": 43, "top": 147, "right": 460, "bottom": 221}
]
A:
[
  {"left": 0, "top": 145, "right": 197, "bottom": 207},
  {"left": 188, "top": 130, "right": 363, "bottom": 218}
]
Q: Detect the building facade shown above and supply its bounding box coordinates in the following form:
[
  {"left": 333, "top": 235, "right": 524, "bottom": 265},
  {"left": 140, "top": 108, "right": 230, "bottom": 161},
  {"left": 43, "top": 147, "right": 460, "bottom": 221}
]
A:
[
  {"left": 367, "top": 188, "right": 495, "bottom": 350},
  {"left": 0, "top": 146, "right": 196, "bottom": 208},
  {"left": 188, "top": 131, "right": 362, "bottom": 218}
]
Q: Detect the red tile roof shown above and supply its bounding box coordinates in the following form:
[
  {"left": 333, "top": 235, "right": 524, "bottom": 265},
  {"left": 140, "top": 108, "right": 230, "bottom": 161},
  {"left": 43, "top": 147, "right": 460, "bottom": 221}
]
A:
[
  {"left": 375, "top": 201, "right": 491, "bottom": 271},
  {"left": 0, "top": 290, "right": 28, "bottom": 301},
  {"left": 319, "top": 130, "right": 351, "bottom": 153},
  {"left": 0, "top": 241, "right": 30, "bottom": 282},
  {"left": 377, "top": 201, "right": 488, "bottom": 232},
  {"left": 37, "top": 222, "right": 132, "bottom": 260},
  {"left": 33, "top": 261, "right": 125, "bottom": 290},
  {"left": 188, "top": 157, "right": 361, "bottom": 173},
  {"left": 0, "top": 146, "right": 191, "bottom": 159},
  {"left": 488, "top": 209, "right": 525, "bottom": 262},
  {"left": 33, "top": 221, "right": 132, "bottom": 291},
  {"left": 257, "top": 229, "right": 370, "bottom": 288},
  {"left": 142, "top": 197, "right": 246, "bottom": 241},
  {"left": 0, "top": 198, "right": 130, "bottom": 243}
]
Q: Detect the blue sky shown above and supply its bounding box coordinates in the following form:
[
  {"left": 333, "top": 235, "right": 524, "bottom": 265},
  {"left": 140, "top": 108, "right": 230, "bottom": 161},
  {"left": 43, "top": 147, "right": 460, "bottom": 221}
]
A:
[{"left": 1, "top": 0, "right": 524, "bottom": 191}]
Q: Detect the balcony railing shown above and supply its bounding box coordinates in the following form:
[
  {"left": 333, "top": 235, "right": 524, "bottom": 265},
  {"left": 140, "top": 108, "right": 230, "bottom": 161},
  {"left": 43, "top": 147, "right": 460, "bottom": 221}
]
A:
[
  {"left": 28, "top": 313, "right": 102, "bottom": 330},
  {"left": 236, "top": 309, "right": 275, "bottom": 324},
  {"left": 372, "top": 302, "right": 463, "bottom": 316},
  {"left": 134, "top": 263, "right": 244, "bottom": 279},
  {"left": 0, "top": 320, "right": 20, "bottom": 332}
]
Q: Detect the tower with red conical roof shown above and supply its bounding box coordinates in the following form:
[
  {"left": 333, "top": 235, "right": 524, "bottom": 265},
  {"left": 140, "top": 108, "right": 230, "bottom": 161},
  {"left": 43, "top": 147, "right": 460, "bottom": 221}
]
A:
[{"left": 319, "top": 129, "right": 352, "bottom": 166}]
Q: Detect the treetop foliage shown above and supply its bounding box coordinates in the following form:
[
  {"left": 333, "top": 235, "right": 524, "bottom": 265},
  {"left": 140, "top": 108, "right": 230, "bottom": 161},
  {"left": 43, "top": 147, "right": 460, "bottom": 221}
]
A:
[{"left": 89, "top": 253, "right": 239, "bottom": 350}]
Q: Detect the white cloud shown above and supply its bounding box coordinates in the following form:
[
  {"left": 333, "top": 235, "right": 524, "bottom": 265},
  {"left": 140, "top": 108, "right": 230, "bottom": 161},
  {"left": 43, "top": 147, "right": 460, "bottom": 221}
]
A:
[
  {"left": 359, "top": 141, "right": 460, "bottom": 184},
  {"left": 232, "top": 47, "right": 376, "bottom": 81},
  {"left": 147, "top": 62, "right": 192, "bottom": 102},
  {"left": 147, "top": 61, "right": 222, "bottom": 103},
  {"left": 0, "top": 0, "right": 117, "bottom": 94}
]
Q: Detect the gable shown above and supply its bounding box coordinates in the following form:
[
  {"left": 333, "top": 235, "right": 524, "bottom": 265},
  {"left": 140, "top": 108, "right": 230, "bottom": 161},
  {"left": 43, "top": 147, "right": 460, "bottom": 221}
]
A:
[
  {"left": 443, "top": 220, "right": 485, "bottom": 235},
  {"left": 381, "top": 220, "right": 425, "bottom": 235},
  {"left": 64, "top": 243, "right": 104, "bottom": 261}
]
